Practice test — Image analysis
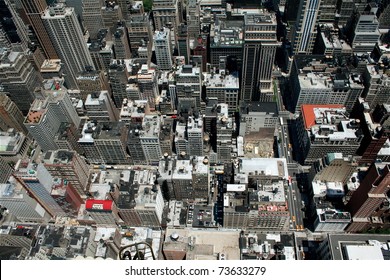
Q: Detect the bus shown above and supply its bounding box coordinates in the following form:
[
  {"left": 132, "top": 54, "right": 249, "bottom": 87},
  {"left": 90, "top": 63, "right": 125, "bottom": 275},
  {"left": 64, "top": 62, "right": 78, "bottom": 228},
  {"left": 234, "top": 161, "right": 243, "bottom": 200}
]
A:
[{"left": 280, "top": 117, "right": 284, "bottom": 126}]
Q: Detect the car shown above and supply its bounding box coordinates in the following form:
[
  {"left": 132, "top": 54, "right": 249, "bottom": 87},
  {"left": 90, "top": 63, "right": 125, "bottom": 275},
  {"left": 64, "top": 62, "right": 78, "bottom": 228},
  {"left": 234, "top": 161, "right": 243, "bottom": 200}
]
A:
[{"left": 292, "top": 216, "right": 296, "bottom": 222}]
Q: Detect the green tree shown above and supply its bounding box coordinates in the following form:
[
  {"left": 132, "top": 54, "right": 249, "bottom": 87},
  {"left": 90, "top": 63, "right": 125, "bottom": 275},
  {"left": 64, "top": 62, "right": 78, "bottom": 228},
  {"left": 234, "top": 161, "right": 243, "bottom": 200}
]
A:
[{"left": 143, "top": 0, "right": 153, "bottom": 12}]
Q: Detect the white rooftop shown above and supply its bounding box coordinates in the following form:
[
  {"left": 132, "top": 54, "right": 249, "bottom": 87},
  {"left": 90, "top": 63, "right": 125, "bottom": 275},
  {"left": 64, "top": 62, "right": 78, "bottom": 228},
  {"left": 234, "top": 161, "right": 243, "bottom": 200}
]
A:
[
  {"left": 345, "top": 245, "right": 384, "bottom": 260},
  {"left": 239, "top": 158, "right": 288, "bottom": 179}
]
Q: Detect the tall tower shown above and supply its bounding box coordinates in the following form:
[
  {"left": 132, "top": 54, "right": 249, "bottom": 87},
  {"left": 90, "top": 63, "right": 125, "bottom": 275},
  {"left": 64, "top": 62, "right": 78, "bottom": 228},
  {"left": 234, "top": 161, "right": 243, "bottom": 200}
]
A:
[
  {"left": 241, "top": 12, "right": 280, "bottom": 102},
  {"left": 347, "top": 163, "right": 390, "bottom": 232},
  {"left": 0, "top": 93, "right": 29, "bottom": 135},
  {"left": 82, "top": 0, "right": 104, "bottom": 40},
  {"left": 20, "top": 0, "right": 59, "bottom": 59},
  {"left": 153, "top": 27, "right": 173, "bottom": 70},
  {"left": 292, "top": 0, "right": 321, "bottom": 55},
  {"left": 42, "top": 3, "right": 95, "bottom": 89},
  {"left": 0, "top": 49, "right": 42, "bottom": 114}
]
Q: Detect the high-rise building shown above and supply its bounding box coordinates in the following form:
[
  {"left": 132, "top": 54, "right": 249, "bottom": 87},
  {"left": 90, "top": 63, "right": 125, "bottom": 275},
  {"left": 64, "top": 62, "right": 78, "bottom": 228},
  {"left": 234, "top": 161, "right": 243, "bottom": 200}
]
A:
[
  {"left": 347, "top": 162, "right": 390, "bottom": 232},
  {"left": 216, "top": 103, "right": 233, "bottom": 163},
  {"left": 175, "top": 65, "right": 202, "bottom": 112},
  {"left": 241, "top": 12, "right": 280, "bottom": 102},
  {"left": 85, "top": 199, "right": 120, "bottom": 226},
  {"left": 292, "top": 0, "right": 321, "bottom": 55},
  {"left": 41, "top": 150, "right": 90, "bottom": 198},
  {"left": 139, "top": 114, "right": 163, "bottom": 165},
  {"left": 13, "top": 161, "right": 66, "bottom": 217},
  {"left": 355, "top": 100, "right": 390, "bottom": 166},
  {"left": 82, "top": 0, "right": 104, "bottom": 40},
  {"left": 152, "top": 0, "right": 179, "bottom": 38},
  {"left": 137, "top": 65, "right": 159, "bottom": 110},
  {"left": 78, "top": 121, "right": 129, "bottom": 164},
  {"left": 117, "top": 171, "right": 164, "bottom": 227},
  {"left": 24, "top": 88, "right": 80, "bottom": 152},
  {"left": 362, "top": 64, "right": 390, "bottom": 110},
  {"left": 0, "top": 93, "right": 28, "bottom": 135},
  {"left": 0, "top": 156, "right": 12, "bottom": 183},
  {"left": 187, "top": 115, "right": 204, "bottom": 156},
  {"left": 204, "top": 72, "right": 240, "bottom": 114},
  {"left": 76, "top": 69, "right": 111, "bottom": 101},
  {"left": 42, "top": 3, "right": 95, "bottom": 89},
  {"left": 351, "top": 10, "right": 381, "bottom": 54},
  {"left": 153, "top": 27, "right": 173, "bottom": 71},
  {"left": 101, "top": 1, "right": 123, "bottom": 36},
  {"left": 20, "top": 0, "right": 58, "bottom": 59},
  {"left": 113, "top": 26, "right": 131, "bottom": 59},
  {"left": 0, "top": 176, "right": 51, "bottom": 222},
  {"left": 0, "top": 49, "right": 42, "bottom": 114},
  {"left": 84, "top": 91, "right": 118, "bottom": 122},
  {"left": 108, "top": 59, "right": 129, "bottom": 107},
  {"left": 296, "top": 105, "right": 363, "bottom": 165}
]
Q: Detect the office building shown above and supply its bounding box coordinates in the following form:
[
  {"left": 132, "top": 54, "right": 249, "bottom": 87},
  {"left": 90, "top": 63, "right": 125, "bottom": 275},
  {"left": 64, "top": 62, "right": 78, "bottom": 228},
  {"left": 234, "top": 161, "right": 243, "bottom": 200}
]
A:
[
  {"left": 313, "top": 208, "right": 352, "bottom": 232},
  {"left": 347, "top": 162, "right": 390, "bottom": 232},
  {"left": 82, "top": 0, "right": 105, "bottom": 40},
  {"left": 76, "top": 69, "right": 110, "bottom": 101},
  {"left": 239, "top": 102, "right": 278, "bottom": 135},
  {"left": 20, "top": 0, "right": 58, "bottom": 59},
  {"left": 108, "top": 58, "right": 129, "bottom": 107},
  {"left": 13, "top": 161, "right": 66, "bottom": 217},
  {"left": 119, "top": 99, "right": 149, "bottom": 124},
  {"left": 152, "top": 0, "right": 179, "bottom": 38},
  {"left": 139, "top": 114, "right": 163, "bottom": 165},
  {"left": 216, "top": 104, "right": 233, "bottom": 163},
  {"left": 137, "top": 65, "right": 159, "bottom": 110},
  {"left": 351, "top": 9, "right": 381, "bottom": 53},
  {"left": 24, "top": 89, "right": 80, "bottom": 152},
  {"left": 113, "top": 26, "right": 131, "bottom": 59},
  {"left": 78, "top": 121, "right": 129, "bottom": 164},
  {"left": 175, "top": 65, "right": 202, "bottom": 113},
  {"left": 204, "top": 72, "right": 240, "bottom": 114},
  {"left": 85, "top": 199, "right": 120, "bottom": 226},
  {"left": 0, "top": 129, "right": 30, "bottom": 163},
  {"left": 187, "top": 115, "right": 204, "bottom": 157},
  {"left": 126, "top": 8, "right": 151, "bottom": 56},
  {"left": 296, "top": 105, "right": 363, "bottom": 164},
  {"left": 84, "top": 91, "right": 118, "bottom": 122},
  {"left": 153, "top": 27, "right": 173, "bottom": 71},
  {"left": 0, "top": 157, "right": 12, "bottom": 183},
  {"left": 41, "top": 150, "right": 90, "bottom": 198},
  {"left": 292, "top": 0, "right": 321, "bottom": 54},
  {"left": 42, "top": 3, "right": 95, "bottom": 89},
  {"left": 117, "top": 170, "right": 164, "bottom": 227},
  {"left": 241, "top": 12, "right": 280, "bottom": 102},
  {"left": 0, "top": 49, "right": 42, "bottom": 114},
  {"left": 362, "top": 64, "right": 390, "bottom": 111},
  {"left": 355, "top": 100, "right": 390, "bottom": 165},
  {"left": 317, "top": 233, "right": 390, "bottom": 260},
  {"left": 224, "top": 158, "right": 290, "bottom": 230},
  {"left": 0, "top": 176, "right": 51, "bottom": 222},
  {"left": 0, "top": 93, "right": 28, "bottom": 135}
]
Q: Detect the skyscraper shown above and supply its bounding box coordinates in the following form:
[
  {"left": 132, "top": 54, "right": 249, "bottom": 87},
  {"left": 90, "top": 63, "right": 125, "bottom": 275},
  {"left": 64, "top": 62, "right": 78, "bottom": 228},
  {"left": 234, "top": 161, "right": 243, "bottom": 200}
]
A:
[
  {"left": 347, "top": 162, "right": 390, "bottom": 232},
  {"left": 0, "top": 49, "right": 42, "bottom": 114},
  {"left": 42, "top": 3, "right": 95, "bottom": 89},
  {"left": 82, "top": 0, "right": 104, "bottom": 40},
  {"left": 20, "top": 0, "right": 59, "bottom": 59},
  {"left": 0, "top": 93, "right": 29, "bottom": 135},
  {"left": 241, "top": 12, "right": 280, "bottom": 102},
  {"left": 153, "top": 27, "right": 173, "bottom": 71},
  {"left": 292, "top": 0, "right": 321, "bottom": 55}
]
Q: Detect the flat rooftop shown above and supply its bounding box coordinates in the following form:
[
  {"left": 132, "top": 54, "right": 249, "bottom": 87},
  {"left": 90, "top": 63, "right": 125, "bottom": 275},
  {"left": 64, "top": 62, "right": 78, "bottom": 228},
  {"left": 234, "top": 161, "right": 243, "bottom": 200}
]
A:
[{"left": 165, "top": 228, "right": 240, "bottom": 260}]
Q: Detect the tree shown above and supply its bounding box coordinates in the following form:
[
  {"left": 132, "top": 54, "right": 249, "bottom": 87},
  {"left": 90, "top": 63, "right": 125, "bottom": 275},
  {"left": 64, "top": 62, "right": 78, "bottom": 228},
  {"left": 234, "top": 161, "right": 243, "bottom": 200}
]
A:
[{"left": 143, "top": 0, "right": 153, "bottom": 12}]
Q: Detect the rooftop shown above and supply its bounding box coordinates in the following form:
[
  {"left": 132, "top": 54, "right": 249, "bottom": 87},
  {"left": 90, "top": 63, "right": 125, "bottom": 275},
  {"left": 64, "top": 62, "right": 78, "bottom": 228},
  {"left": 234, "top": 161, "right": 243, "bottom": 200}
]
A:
[
  {"left": 164, "top": 228, "right": 240, "bottom": 260},
  {"left": 238, "top": 158, "right": 288, "bottom": 180}
]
